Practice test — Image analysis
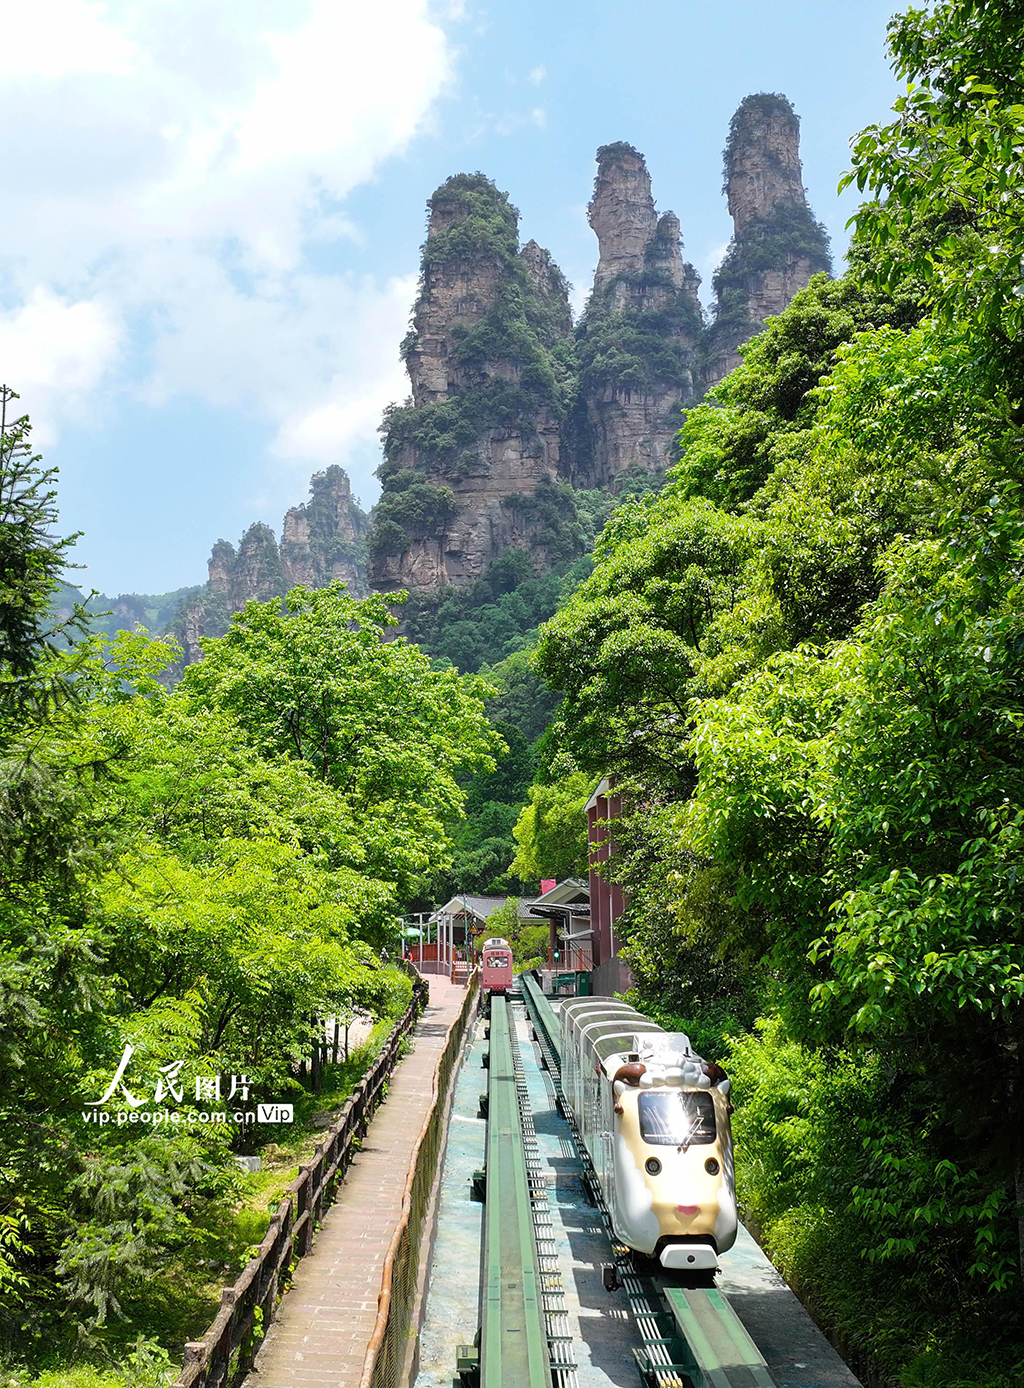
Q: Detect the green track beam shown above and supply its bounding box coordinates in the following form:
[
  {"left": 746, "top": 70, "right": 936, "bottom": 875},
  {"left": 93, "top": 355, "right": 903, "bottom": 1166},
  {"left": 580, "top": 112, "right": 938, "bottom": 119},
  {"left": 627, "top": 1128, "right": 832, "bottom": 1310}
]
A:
[
  {"left": 521, "top": 971, "right": 561, "bottom": 1067},
  {"left": 480, "top": 995, "right": 553, "bottom": 1388},
  {"left": 663, "top": 1287, "right": 777, "bottom": 1388}
]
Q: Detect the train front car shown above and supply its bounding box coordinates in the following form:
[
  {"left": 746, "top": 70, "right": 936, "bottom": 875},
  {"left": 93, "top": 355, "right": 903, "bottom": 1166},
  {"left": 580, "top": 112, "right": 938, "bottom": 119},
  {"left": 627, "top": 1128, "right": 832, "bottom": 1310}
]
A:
[
  {"left": 560, "top": 999, "right": 736, "bottom": 1278},
  {"left": 480, "top": 937, "right": 514, "bottom": 994}
]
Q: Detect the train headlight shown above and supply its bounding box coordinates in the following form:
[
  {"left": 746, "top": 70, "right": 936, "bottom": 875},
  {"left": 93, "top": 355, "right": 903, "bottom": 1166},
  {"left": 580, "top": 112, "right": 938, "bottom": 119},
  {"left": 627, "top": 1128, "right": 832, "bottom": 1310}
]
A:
[
  {"left": 704, "top": 1157, "right": 720, "bottom": 1175},
  {"left": 645, "top": 1157, "right": 662, "bottom": 1175}
]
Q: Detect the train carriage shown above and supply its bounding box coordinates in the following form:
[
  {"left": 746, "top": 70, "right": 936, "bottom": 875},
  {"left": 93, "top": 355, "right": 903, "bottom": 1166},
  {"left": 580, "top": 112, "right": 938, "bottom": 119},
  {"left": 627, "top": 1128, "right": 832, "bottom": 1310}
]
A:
[
  {"left": 480, "top": 937, "right": 514, "bottom": 994},
  {"left": 560, "top": 997, "right": 736, "bottom": 1275}
]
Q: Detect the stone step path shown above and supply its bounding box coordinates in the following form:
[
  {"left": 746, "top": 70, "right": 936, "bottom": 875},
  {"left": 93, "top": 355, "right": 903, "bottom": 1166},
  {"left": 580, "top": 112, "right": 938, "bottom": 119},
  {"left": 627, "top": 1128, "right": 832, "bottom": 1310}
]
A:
[{"left": 244, "top": 975, "right": 469, "bottom": 1388}]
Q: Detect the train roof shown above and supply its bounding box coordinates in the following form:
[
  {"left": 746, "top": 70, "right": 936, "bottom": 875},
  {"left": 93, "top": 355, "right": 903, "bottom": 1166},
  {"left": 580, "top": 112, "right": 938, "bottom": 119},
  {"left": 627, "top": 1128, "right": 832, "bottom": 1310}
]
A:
[
  {"left": 480, "top": 937, "right": 510, "bottom": 950},
  {"left": 564, "top": 1005, "right": 641, "bottom": 1043},
  {"left": 561, "top": 997, "right": 706, "bottom": 1075},
  {"left": 561, "top": 999, "right": 643, "bottom": 1027},
  {"left": 562, "top": 1000, "right": 649, "bottom": 1057}
]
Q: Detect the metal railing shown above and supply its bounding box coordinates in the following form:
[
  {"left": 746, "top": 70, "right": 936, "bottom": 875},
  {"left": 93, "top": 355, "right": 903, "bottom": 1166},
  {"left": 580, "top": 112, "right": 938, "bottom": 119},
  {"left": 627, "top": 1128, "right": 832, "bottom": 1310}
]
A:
[
  {"left": 171, "top": 973, "right": 430, "bottom": 1388},
  {"left": 359, "top": 970, "right": 480, "bottom": 1388}
]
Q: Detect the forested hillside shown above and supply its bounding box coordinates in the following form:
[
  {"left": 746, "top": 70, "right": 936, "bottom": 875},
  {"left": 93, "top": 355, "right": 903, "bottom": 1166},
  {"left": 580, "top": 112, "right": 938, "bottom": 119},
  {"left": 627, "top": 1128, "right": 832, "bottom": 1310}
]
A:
[
  {"left": 516, "top": 1, "right": 1024, "bottom": 1382},
  {"left": 0, "top": 389, "right": 495, "bottom": 1378}
]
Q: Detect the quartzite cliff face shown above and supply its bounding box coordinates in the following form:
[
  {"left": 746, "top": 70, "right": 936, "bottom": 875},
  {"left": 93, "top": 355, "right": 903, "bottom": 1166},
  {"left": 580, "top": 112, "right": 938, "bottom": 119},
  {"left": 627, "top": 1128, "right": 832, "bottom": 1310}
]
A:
[
  {"left": 370, "top": 175, "right": 580, "bottom": 595},
  {"left": 279, "top": 465, "right": 369, "bottom": 592},
  {"left": 574, "top": 143, "right": 703, "bottom": 488},
  {"left": 369, "top": 94, "right": 829, "bottom": 598},
  {"left": 176, "top": 465, "right": 369, "bottom": 663},
  {"left": 704, "top": 94, "right": 832, "bottom": 381}
]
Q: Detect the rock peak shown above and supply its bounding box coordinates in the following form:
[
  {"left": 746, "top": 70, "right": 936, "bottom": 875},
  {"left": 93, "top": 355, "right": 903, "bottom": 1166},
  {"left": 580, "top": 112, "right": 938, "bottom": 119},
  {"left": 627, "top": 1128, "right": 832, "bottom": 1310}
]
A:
[
  {"left": 175, "top": 468, "right": 369, "bottom": 664},
  {"left": 724, "top": 92, "right": 807, "bottom": 231},
  {"left": 576, "top": 143, "right": 702, "bottom": 486},
  {"left": 519, "top": 240, "right": 573, "bottom": 340},
  {"left": 589, "top": 142, "right": 659, "bottom": 291},
  {"left": 370, "top": 174, "right": 576, "bottom": 595},
  {"left": 405, "top": 175, "right": 523, "bottom": 408},
  {"left": 706, "top": 92, "right": 831, "bottom": 382}
]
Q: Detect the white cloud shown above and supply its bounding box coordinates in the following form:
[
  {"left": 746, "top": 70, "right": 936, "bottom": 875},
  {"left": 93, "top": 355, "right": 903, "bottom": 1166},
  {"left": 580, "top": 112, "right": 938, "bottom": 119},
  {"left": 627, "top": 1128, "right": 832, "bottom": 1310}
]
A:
[
  {"left": 527, "top": 64, "right": 546, "bottom": 85},
  {"left": 696, "top": 240, "right": 731, "bottom": 306},
  {"left": 0, "top": 0, "right": 454, "bottom": 459},
  {"left": 271, "top": 274, "right": 416, "bottom": 468},
  {"left": 0, "top": 0, "right": 138, "bottom": 79},
  {"left": 496, "top": 105, "right": 548, "bottom": 137},
  {"left": 0, "top": 289, "right": 122, "bottom": 444},
  {"left": 702, "top": 240, "right": 731, "bottom": 278}
]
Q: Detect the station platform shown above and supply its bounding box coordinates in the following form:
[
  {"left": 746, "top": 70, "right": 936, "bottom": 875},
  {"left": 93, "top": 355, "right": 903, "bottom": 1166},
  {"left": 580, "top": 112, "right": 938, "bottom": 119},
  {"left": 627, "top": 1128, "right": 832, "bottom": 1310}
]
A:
[{"left": 244, "top": 975, "right": 469, "bottom": 1388}]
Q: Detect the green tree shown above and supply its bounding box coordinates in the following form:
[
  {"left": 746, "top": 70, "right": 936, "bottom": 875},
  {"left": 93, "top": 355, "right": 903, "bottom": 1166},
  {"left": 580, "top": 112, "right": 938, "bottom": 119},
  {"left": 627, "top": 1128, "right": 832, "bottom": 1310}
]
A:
[
  {"left": 0, "top": 529, "right": 491, "bottom": 1357},
  {"left": 0, "top": 386, "right": 83, "bottom": 713},
  {"left": 510, "top": 765, "right": 591, "bottom": 883},
  {"left": 845, "top": 0, "right": 1024, "bottom": 383},
  {"left": 181, "top": 584, "right": 499, "bottom": 897}
]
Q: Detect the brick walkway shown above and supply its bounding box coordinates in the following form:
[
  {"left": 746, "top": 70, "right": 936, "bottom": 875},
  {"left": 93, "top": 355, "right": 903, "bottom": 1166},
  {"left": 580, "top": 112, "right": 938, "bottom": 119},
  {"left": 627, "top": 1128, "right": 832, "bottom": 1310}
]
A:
[{"left": 244, "top": 976, "right": 470, "bottom": 1388}]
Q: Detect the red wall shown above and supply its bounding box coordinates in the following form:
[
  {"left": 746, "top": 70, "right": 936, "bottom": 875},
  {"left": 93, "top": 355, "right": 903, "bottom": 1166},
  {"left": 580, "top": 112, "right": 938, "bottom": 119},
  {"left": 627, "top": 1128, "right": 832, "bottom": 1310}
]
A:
[{"left": 587, "top": 784, "right": 625, "bottom": 968}]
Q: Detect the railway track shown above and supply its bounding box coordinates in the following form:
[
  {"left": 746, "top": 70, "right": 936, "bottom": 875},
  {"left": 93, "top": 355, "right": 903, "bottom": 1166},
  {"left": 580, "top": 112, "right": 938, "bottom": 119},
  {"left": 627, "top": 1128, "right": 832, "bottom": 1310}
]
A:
[
  {"left": 519, "top": 972, "right": 777, "bottom": 1388},
  {"left": 460, "top": 992, "right": 578, "bottom": 1388}
]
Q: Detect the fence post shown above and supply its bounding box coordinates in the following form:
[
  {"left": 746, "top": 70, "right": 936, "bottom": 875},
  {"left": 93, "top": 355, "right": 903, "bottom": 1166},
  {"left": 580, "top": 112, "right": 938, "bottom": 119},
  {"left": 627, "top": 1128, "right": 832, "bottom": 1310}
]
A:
[
  {"left": 182, "top": 1343, "right": 205, "bottom": 1372},
  {"left": 296, "top": 1168, "right": 311, "bottom": 1257}
]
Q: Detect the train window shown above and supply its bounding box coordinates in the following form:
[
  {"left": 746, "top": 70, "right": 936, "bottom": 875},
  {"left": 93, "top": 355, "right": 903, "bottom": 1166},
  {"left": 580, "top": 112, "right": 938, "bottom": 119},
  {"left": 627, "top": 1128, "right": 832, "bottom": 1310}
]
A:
[
  {"left": 637, "top": 1092, "right": 716, "bottom": 1147},
  {"left": 489, "top": 953, "right": 510, "bottom": 969}
]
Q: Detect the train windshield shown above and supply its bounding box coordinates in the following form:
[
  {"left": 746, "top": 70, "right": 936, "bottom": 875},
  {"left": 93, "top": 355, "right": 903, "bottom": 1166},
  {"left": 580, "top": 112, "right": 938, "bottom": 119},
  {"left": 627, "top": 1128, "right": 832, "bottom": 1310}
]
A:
[
  {"left": 637, "top": 1091, "right": 716, "bottom": 1147},
  {"left": 488, "top": 953, "right": 511, "bottom": 969}
]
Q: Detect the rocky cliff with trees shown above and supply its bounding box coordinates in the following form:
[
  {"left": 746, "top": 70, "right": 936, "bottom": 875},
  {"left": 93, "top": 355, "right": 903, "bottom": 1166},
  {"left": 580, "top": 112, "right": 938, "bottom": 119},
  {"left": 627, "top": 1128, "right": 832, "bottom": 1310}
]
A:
[
  {"left": 572, "top": 142, "right": 704, "bottom": 489},
  {"left": 369, "top": 93, "right": 828, "bottom": 606},
  {"left": 369, "top": 174, "right": 587, "bottom": 597},
  {"left": 174, "top": 465, "right": 369, "bottom": 662},
  {"left": 703, "top": 93, "right": 833, "bottom": 380},
  {"left": 83, "top": 96, "right": 824, "bottom": 667}
]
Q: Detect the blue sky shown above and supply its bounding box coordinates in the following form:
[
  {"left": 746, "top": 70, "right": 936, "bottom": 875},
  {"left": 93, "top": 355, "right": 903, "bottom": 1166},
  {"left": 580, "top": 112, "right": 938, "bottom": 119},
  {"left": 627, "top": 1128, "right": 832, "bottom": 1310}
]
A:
[{"left": 0, "top": 0, "right": 901, "bottom": 596}]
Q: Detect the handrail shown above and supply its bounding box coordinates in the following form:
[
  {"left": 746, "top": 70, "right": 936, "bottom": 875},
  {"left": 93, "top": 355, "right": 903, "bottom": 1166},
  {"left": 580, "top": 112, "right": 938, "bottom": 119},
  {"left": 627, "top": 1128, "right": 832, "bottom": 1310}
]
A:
[{"left": 172, "top": 972, "right": 430, "bottom": 1388}]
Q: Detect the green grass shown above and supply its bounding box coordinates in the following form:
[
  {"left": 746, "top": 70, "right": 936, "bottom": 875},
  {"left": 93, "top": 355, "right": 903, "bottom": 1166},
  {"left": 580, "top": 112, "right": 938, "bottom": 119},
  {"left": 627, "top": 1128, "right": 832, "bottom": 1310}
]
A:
[
  {"left": 0, "top": 1334, "right": 175, "bottom": 1388},
  {"left": 1, "top": 1371, "right": 129, "bottom": 1388}
]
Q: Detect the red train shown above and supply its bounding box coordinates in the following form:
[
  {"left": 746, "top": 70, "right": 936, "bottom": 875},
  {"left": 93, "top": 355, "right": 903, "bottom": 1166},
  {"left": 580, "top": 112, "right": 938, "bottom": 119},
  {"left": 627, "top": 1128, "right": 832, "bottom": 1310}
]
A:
[{"left": 480, "top": 937, "right": 514, "bottom": 994}]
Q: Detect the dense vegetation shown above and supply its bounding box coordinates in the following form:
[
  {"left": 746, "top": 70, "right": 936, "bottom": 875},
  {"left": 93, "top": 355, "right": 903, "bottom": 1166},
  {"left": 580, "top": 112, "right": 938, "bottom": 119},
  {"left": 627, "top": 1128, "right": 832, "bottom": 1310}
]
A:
[
  {"left": 391, "top": 503, "right": 613, "bottom": 903},
  {"left": 525, "top": 3, "right": 1024, "bottom": 1381},
  {"left": 0, "top": 399, "right": 495, "bottom": 1380}
]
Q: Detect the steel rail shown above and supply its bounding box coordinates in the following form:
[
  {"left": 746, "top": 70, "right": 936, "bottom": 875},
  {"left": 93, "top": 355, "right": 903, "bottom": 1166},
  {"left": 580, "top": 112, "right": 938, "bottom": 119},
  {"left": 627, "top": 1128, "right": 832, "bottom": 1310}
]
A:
[
  {"left": 508, "top": 992, "right": 579, "bottom": 1388},
  {"left": 520, "top": 970, "right": 562, "bottom": 1065}
]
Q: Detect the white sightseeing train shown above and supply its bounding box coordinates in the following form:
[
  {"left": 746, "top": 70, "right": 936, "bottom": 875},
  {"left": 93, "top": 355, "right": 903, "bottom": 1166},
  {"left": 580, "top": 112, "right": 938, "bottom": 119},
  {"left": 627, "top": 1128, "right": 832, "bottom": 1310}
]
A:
[{"left": 559, "top": 997, "right": 737, "bottom": 1275}]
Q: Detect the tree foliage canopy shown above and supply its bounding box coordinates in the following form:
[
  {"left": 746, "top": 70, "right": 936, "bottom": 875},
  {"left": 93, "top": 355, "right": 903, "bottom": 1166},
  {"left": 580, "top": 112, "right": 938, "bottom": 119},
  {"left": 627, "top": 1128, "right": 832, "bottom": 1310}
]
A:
[{"left": 0, "top": 532, "right": 493, "bottom": 1363}]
